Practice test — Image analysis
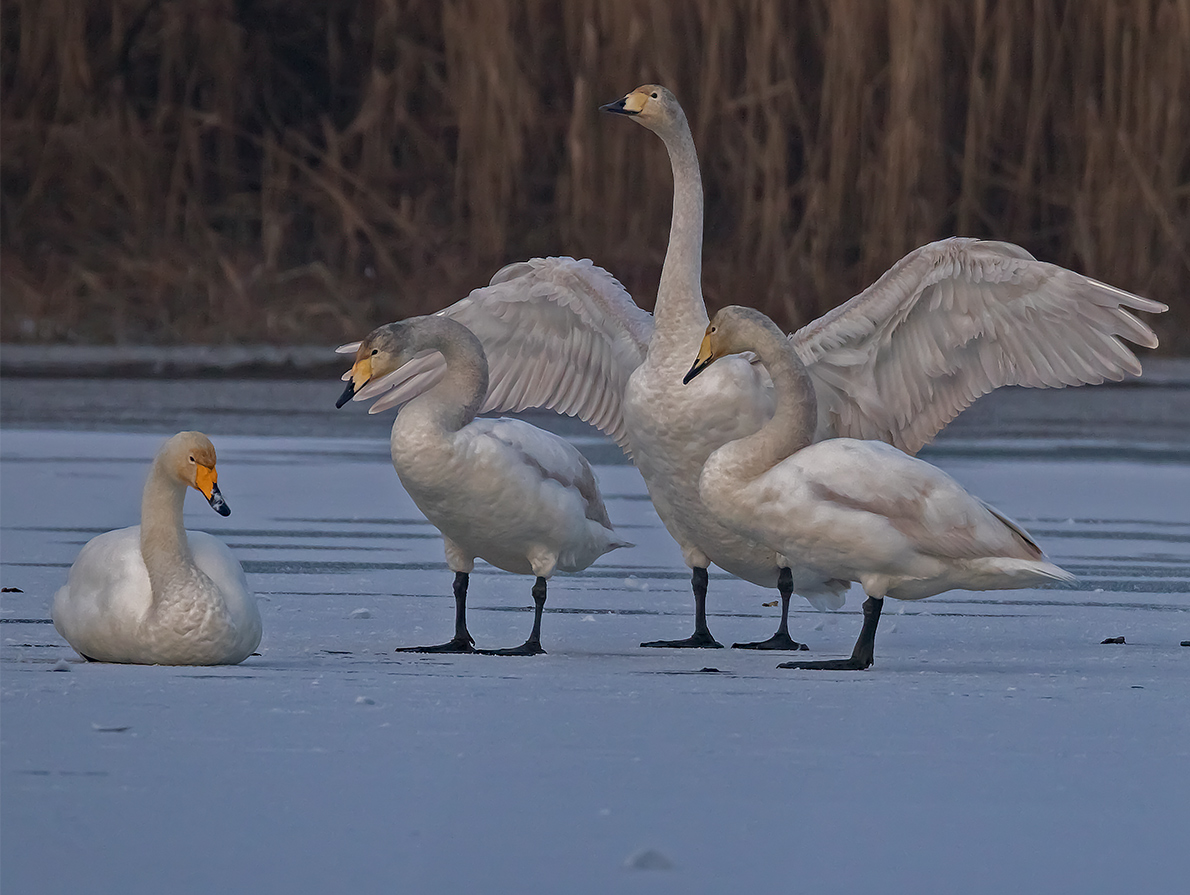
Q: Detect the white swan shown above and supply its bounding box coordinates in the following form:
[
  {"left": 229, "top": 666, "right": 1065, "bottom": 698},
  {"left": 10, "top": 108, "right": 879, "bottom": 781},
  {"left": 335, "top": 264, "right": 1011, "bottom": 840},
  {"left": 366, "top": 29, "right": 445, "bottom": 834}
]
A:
[
  {"left": 337, "top": 315, "right": 631, "bottom": 655},
  {"left": 52, "top": 432, "right": 261, "bottom": 665},
  {"left": 685, "top": 305, "right": 1076, "bottom": 669},
  {"left": 342, "top": 84, "right": 1164, "bottom": 651}
]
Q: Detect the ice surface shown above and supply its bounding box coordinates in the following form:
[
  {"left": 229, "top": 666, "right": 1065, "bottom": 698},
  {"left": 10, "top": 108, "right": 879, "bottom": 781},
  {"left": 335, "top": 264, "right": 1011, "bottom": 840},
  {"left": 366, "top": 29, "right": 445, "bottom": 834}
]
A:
[{"left": 2, "top": 377, "right": 1189, "bottom": 894}]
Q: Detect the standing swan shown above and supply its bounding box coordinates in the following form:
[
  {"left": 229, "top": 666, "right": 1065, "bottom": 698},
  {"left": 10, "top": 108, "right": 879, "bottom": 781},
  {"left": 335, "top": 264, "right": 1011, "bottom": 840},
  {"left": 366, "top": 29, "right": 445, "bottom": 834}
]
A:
[
  {"left": 52, "top": 432, "right": 261, "bottom": 665},
  {"left": 685, "top": 306, "right": 1076, "bottom": 669},
  {"left": 341, "top": 86, "right": 1163, "bottom": 652},
  {"left": 337, "top": 315, "right": 631, "bottom": 655}
]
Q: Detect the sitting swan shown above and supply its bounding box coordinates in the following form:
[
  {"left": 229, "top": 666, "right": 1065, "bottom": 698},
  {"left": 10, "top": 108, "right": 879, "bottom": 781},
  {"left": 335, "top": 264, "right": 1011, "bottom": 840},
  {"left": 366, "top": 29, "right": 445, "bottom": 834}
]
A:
[
  {"left": 337, "top": 315, "right": 631, "bottom": 655},
  {"left": 341, "top": 86, "right": 1163, "bottom": 652},
  {"left": 52, "top": 432, "right": 261, "bottom": 665},
  {"left": 685, "top": 306, "right": 1076, "bottom": 669}
]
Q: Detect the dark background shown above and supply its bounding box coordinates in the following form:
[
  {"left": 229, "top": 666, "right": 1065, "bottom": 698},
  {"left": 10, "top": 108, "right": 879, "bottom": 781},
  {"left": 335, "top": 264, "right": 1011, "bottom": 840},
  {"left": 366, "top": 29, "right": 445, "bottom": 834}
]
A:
[{"left": 2, "top": 0, "right": 1186, "bottom": 348}]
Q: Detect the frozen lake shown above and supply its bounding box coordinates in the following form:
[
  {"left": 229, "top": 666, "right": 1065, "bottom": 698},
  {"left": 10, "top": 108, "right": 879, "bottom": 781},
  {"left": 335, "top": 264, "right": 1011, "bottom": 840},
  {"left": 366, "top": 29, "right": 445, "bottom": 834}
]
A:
[{"left": 2, "top": 372, "right": 1189, "bottom": 894}]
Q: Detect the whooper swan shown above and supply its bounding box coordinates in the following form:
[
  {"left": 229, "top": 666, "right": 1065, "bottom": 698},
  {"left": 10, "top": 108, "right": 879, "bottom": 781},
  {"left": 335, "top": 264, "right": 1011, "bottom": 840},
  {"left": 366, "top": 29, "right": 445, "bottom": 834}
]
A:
[
  {"left": 337, "top": 315, "right": 631, "bottom": 655},
  {"left": 52, "top": 432, "right": 261, "bottom": 665},
  {"left": 685, "top": 305, "right": 1076, "bottom": 669},
  {"left": 342, "top": 85, "right": 1164, "bottom": 653}
]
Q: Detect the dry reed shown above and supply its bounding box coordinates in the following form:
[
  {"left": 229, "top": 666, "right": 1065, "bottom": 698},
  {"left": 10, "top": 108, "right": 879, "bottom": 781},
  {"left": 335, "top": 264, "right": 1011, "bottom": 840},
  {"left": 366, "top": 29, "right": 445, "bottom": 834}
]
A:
[{"left": 2, "top": 0, "right": 1187, "bottom": 349}]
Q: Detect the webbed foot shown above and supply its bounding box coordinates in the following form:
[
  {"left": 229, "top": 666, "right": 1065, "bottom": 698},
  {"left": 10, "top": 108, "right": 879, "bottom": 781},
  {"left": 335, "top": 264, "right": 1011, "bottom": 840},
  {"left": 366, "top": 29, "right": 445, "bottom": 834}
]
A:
[
  {"left": 394, "top": 637, "right": 476, "bottom": 654},
  {"left": 477, "top": 640, "right": 546, "bottom": 656},
  {"left": 733, "top": 633, "right": 808, "bottom": 651},
  {"left": 641, "top": 632, "right": 724, "bottom": 649}
]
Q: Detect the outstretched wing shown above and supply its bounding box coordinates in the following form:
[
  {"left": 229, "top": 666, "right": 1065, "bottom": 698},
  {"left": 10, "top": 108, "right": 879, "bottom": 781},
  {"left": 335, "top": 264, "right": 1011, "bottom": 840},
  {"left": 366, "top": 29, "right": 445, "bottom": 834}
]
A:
[
  {"left": 792, "top": 238, "right": 1167, "bottom": 454},
  {"left": 345, "top": 257, "right": 654, "bottom": 450}
]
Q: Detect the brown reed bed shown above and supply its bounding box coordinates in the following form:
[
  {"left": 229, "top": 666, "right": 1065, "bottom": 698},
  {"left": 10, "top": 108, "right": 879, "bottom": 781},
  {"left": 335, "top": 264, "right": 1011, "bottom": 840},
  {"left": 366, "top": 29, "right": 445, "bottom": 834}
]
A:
[{"left": 2, "top": 0, "right": 1187, "bottom": 350}]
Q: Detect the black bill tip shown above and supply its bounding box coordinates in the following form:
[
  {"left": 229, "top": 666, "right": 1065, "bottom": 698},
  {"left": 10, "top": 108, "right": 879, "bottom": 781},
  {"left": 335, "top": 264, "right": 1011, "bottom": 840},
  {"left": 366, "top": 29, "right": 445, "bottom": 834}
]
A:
[
  {"left": 336, "top": 380, "right": 356, "bottom": 409},
  {"left": 599, "top": 97, "right": 633, "bottom": 115},
  {"left": 683, "top": 359, "right": 710, "bottom": 385},
  {"left": 208, "top": 483, "right": 231, "bottom": 517}
]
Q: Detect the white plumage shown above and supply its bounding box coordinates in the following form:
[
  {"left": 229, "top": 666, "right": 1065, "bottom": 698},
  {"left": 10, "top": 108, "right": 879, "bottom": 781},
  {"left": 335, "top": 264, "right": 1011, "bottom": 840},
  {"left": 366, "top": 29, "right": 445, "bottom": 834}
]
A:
[
  {"left": 52, "top": 432, "right": 261, "bottom": 665},
  {"left": 341, "top": 84, "right": 1163, "bottom": 650},
  {"left": 338, "top": 315, "right": 630, "bottom": 655},
  {"left": 688, "top": 305, "right": 1075, "bottom": 669}
]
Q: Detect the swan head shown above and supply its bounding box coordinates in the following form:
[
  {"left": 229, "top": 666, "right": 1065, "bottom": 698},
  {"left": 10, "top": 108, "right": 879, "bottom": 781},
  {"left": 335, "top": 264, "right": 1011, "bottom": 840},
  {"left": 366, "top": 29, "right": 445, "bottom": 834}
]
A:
[
  {"left": 339, "top": 318, "right": 477, "bottom": 408},
  {"left": 338, "top": 323, "right": 404, "bottom": 408},
  {"left": 599, "top": 84, "right": 685, "bottom": 134},
  {"left": 161, "top": 431, "right": 230, "bottom": 516},
  {"left": 683, "top": 306, "right": 780, "bottom": 384}
]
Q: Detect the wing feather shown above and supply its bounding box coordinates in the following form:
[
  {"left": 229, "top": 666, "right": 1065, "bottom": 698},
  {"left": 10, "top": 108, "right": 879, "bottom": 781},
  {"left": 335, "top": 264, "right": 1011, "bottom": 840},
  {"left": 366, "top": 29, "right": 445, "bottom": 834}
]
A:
[
  {"left": 792, "top": 238, "right": 1167, "bottom": 454},
  {"left": 342, "top": 257, "right": 653, "bottom": 450}
]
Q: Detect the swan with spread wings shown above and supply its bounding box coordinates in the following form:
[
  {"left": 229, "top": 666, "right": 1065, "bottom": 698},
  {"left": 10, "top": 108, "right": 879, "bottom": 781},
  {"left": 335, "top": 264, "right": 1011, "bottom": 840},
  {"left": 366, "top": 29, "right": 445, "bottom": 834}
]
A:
[{"left": 341, "top": 85, "right": 1165, "bottom": 652}]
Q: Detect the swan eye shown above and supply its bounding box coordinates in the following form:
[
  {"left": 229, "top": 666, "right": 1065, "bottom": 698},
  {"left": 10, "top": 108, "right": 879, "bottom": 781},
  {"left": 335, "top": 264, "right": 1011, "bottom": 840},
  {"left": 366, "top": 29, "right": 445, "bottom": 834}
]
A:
[
  {"left": 189, "top": 455, "right": 195, "bottom": 462},
  {"left": 371, "top": 348, "right": 378, "bottom": 356},
  {"left": 709, "top": 326, "right": 717, "bottom": 333},
  {"left": 651, "top": 92, "right": 658, "bottom": 99}
]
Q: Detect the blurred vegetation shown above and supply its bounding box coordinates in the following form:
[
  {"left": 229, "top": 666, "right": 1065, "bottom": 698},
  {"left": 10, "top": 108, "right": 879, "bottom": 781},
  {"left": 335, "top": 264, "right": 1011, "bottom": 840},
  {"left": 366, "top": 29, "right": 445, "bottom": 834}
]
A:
[{"left": 2, "top": 0, "right": 1186, "bottom": 349}]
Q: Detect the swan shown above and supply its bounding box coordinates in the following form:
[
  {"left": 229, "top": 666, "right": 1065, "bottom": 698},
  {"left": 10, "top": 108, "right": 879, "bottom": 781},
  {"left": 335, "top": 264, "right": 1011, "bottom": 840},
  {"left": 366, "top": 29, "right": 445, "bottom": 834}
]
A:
[
  {"left": 341, "top": 85, "right": 1164, "bottom": 652},
  {"left": 337, "top": 315, "right": 631, "bottom": 655},
  {"left": 52, "top": 432, "right": 261, "bottom": 665},
  {"left": 685, "top": 305, "right": 1076, "bottom": 669}
]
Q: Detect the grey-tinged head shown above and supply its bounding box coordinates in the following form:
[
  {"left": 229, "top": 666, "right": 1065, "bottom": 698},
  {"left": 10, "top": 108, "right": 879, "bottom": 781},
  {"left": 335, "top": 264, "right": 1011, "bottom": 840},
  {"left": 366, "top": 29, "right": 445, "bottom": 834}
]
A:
[
  {"left": 336, "top": 315, "right": 488, "bottom": 411},
  {"left": 599, "top": 84, "right": 688, "bottom": 138},
  {"left": 156, "top": 431, "right": 230, "bottom": 516},
  {"left": 683, "top": 306, "right": 788, "bottom": 384}
]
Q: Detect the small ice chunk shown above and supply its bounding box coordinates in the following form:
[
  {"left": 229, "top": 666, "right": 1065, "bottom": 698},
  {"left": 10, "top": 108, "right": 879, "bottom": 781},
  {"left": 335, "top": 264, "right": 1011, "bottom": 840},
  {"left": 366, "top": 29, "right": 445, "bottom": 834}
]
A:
[
  {"left": 49, "top": 659, "right": 72, "bottom": 672},
  {"left": 813, "top": 620, "right": 825, "bottom": 631},
  {"left": 582, "top": 615, "right": 596, "bottom": 622},
  {"left": 349, "top": 608, "right": 372, "bottom": 619},
  {"left": 624, "top": 848, "right": 674, "bottom": 871},
  {"left": 355, "top": 696, "right": 376, "bottom": 705}
]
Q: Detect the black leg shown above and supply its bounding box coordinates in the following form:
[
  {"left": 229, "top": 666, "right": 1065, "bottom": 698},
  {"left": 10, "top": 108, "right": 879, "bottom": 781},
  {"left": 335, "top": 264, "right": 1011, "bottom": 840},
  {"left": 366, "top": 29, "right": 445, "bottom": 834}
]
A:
[
  {"left": 480, "top": 576, "right": 548, "bottom": 656},
  {"left": 778, "top": 596, "right": 883, "bottom": 670},
  {"left": 641, "top": 567, "right": 724, "bottom": 649},
  {"left": 733, "top": 567, "right": 809, "bottom": 650},
  {"left": 395, "top": 571, "right": 477, "bottom": 653}
]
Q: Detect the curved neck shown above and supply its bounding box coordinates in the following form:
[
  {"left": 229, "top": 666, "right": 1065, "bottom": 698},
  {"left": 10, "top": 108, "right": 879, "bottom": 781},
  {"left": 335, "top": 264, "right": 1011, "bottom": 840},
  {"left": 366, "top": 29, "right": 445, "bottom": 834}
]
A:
[
  {"left": 719, "top": 323, "right": 818, "bottom": 480},
  {"left": 139, "top": 458, "right": 195, "bottom": 599},
  {"left": 406, "top": 319, "right": 490, "bottom": 433},
  {"left": 651, "top": 112, "right": 707, "bottom": 352}
]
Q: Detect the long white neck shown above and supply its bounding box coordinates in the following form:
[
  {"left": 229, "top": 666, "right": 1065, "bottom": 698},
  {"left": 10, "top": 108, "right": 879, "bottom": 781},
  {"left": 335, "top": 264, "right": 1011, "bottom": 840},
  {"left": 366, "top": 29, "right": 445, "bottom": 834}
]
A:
[
  {"left": 400, "top": 318, "right": 490, "bottom": 434},
  {"left": 714, "top": 320, "right": 818, "bottom": 481},
  {"left": 139, "top": 458, "right": 197, "bottom": 601},
  {"left": 650, "top": 110, "right": 707, "bottom": 356}
]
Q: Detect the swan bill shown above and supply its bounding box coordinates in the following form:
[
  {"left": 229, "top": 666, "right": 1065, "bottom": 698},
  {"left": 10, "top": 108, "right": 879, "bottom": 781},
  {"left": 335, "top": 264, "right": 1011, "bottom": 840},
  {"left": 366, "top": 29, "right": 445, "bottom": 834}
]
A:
[
  {"left": 195, "top": 465, "right": 231, "bottom": 516},
  {"left": 335, "top": 380, "right": 357, "bottom": 408},
  {"left": 336, "top": 355, "right": 374, "bottom": 408},
  {"left": 599, "top": 92, "right": 646, "bottom": 116},
  {"left": 206, "top": 482, "right": 231, "bottom": 517},
  {"left": 683, "top": 333, "right": 717, "bottom": 384}
]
